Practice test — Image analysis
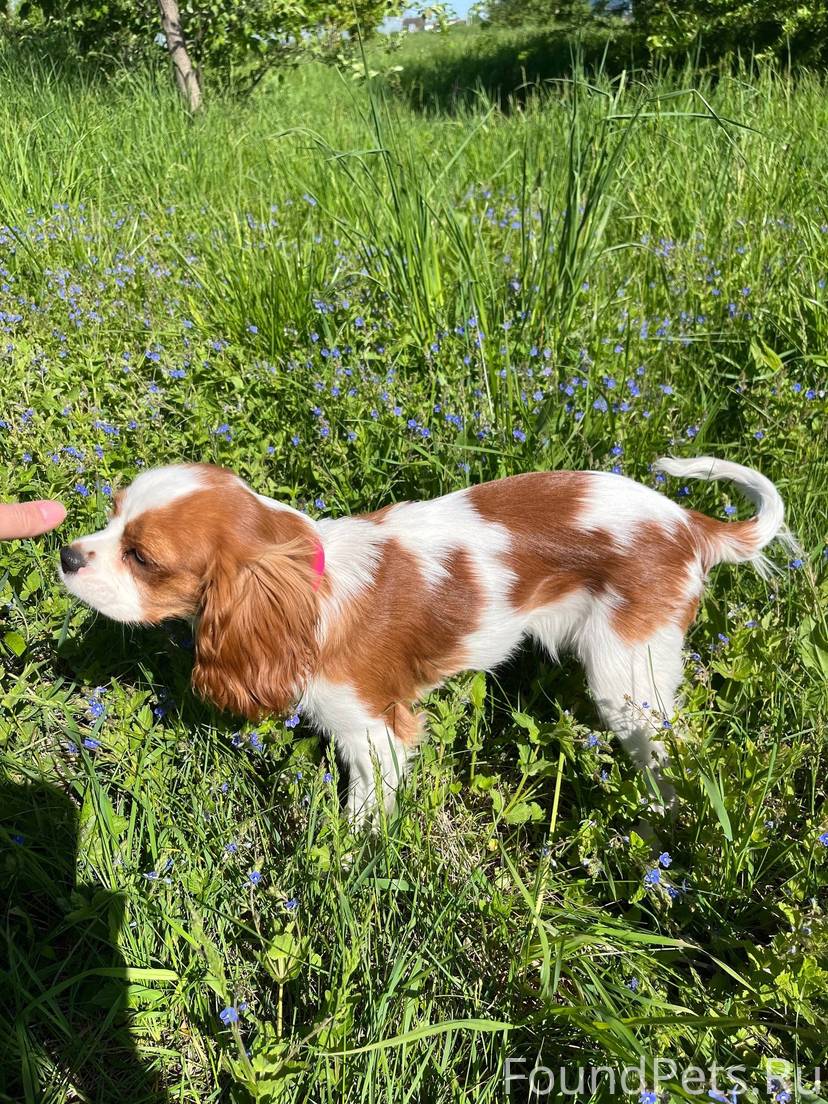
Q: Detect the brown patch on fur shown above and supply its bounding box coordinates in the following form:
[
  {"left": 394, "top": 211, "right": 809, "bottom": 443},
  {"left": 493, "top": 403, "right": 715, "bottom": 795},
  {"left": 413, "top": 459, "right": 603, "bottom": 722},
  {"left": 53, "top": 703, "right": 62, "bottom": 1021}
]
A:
[
  {"left": 469, "top": 472, "right": 593, "bottom": 609},
  {"left": 679, "top": 593, "right": 701, "bottom": 634},
  {"left": 688, "top": 511, "right": 760, "bottom": 569},
  {"left": 360, "top": 503, "right": 398, "bottom": 524},
  {"left": 318, "top": 541, "right": 480, "bottom": 743},
  {"left": 120, "top": 465, "right": 320, "bottom": 719},
  {"left": 469, "top": 472, "right": 702, "bottom": 644},
  {"left": 605, "top": 522, "right": 700, "bottom": 642},
  {"left": 383, "top": 702, "right": 424, "bottom": 748}
]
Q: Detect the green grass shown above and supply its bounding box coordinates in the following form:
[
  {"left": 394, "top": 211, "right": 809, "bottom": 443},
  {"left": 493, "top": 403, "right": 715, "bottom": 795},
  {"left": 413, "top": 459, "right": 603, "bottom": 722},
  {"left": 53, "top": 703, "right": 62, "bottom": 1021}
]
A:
[
  {"left": 0, "top": 39, "right": 827, "bottom": 1103},
  {"left": 383, "top": 21, "right": 642, "bottom": 109}
]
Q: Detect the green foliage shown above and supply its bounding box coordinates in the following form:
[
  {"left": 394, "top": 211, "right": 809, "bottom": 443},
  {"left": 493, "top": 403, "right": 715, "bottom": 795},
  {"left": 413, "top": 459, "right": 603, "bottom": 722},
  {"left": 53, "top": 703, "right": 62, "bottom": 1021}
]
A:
[
  {"left": 635, "top": 0, "right": 828, "bottom": 65},
  {"left": 487, "top": 0, "right": 599, "bottom": 30},
  {"left": 0, "top": 40, "right": 827, "bottom": 1103},
  {"left": 389, "top": 22, "right": 639, "bottom": 108},
  {"left": 8, "top": 0, "right": 400, "bottom": 91}
]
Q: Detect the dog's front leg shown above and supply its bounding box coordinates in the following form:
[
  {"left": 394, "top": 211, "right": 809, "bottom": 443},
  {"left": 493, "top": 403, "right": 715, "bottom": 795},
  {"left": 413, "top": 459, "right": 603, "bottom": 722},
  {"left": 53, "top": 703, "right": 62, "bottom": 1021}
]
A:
[{"left": 305, "top": 683, "right": 422, "bottom": 827}]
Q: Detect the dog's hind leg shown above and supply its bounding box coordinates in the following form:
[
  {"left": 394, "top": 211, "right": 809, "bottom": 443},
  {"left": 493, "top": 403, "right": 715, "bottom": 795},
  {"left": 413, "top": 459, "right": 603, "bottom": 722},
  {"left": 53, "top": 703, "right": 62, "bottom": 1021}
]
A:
[{"left": 578, "top": 620, "right": 685, "bottom": 810}]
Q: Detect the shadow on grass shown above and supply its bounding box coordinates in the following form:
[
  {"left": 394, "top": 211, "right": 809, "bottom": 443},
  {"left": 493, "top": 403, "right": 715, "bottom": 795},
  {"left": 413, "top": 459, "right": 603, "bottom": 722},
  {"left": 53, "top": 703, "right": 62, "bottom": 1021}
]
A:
[
  {"left": 56, "top": 615, "right": 195, "bottom": 701},
  {"left": 392, "top": 25, "right": 643, "bottom": 113},
  {"left": 0, "top": 772, "right": 167, "bottom": 1103}
]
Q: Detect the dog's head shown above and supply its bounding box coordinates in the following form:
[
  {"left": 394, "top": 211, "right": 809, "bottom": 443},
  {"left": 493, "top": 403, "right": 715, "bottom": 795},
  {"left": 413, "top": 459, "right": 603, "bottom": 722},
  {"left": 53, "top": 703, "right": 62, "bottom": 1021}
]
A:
[{"left": 58, "top": 464, "right": 321, "bottom": 719}]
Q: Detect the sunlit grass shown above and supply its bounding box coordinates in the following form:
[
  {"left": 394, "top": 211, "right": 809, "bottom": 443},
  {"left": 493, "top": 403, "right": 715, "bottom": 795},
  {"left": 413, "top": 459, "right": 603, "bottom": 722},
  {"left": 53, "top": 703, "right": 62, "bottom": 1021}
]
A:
[{"left": 0, "top": 43, "right": 826, "bottom": 1103}]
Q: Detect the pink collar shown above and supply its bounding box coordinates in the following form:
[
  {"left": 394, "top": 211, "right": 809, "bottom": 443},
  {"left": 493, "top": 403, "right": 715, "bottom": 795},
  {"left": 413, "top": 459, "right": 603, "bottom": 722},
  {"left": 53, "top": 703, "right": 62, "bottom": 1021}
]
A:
[{"left": 311, "top": 540, "right": 325, "bottom": 591}]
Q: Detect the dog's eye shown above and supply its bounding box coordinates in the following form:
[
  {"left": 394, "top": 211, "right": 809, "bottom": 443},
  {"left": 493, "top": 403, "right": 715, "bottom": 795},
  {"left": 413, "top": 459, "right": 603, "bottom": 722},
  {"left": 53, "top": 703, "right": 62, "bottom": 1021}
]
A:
[{"left": 125, "top": 547, "right": 147, "bottom": 566}]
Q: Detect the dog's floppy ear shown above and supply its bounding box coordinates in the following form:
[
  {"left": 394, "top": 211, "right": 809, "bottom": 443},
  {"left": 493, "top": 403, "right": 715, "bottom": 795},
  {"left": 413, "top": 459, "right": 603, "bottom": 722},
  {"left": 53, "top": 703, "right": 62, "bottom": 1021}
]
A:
[{"left": 192, "top": 538, "right": 319, "bottom": 720}]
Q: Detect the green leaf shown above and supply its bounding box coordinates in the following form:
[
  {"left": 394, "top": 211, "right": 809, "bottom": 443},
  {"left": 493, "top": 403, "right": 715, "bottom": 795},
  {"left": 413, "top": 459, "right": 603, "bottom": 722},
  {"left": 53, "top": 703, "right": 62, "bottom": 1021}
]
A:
[
  {"left": 700, "top": 772, "right": 733, "bottom": 841},
  {"left": 3, "top": 630, "right": 26, "bottom": 656},
  {"left": 503, "top": 799, "right": 544, "bottom": 824},
  {"left": 512, "top": 710, "right": 540, "bottom": 741}
]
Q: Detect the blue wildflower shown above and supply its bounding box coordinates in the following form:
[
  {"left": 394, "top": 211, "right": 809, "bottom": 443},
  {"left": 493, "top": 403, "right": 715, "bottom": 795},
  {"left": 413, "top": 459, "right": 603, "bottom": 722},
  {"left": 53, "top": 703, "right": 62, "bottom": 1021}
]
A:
[
  {"left": 83, "top": 737, "right": 101, "bottom": 751},
  {"left": 643, "top": 868, "right": 661, "bottom": 887},
  {"left": 658, "top": 851, "right": 672, "bottom": 868},
  {"left": 248, "top": 871, "right": 262, "bottom": 886},
  {"left": 219, "top": 1006, "right": 239, "bottom": 1025},
  {"left": 709, "top": 1090, "right": 739, "bottom": 1104}
]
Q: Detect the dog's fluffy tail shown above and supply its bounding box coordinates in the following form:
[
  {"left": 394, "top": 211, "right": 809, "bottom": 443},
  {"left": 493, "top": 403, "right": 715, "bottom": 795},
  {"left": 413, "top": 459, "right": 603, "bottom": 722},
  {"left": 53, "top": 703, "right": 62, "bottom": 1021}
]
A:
[{"left": 654, "top": 455, "right": 797, "bottom": 578}]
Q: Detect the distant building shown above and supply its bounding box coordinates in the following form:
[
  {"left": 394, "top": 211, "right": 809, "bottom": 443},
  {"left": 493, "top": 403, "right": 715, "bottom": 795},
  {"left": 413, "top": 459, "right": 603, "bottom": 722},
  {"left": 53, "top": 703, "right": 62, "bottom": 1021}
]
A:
[{"left": 402, "top": 16, "right": 426, "bottom": 32}]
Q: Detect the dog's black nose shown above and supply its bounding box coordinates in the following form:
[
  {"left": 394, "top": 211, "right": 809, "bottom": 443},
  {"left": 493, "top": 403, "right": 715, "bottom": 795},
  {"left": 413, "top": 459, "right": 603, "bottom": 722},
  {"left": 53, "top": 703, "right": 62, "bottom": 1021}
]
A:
[{"left": 60, "top": 545, "right": 87, "bottom": 574}]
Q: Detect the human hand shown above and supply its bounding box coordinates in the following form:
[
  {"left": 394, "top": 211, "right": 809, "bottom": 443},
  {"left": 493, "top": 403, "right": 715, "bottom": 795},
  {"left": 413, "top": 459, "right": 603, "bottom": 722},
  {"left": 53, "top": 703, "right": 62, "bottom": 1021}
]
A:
[{"left": 0, "top": 500, "right": 66, "bottom": 540}]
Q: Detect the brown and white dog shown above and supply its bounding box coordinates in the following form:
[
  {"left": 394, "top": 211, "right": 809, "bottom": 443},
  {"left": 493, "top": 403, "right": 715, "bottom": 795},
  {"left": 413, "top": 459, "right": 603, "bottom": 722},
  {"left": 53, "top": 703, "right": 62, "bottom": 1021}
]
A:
[{"left": 58, "top": 456, "right": 788, "bottom": 820}]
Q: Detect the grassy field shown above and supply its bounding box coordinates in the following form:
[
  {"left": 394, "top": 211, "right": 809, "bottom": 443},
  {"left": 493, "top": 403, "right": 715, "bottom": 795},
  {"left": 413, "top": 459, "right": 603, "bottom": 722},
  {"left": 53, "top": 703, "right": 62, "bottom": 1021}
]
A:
[{"left": 0, "top": 38, "right": 827, "bottom": 1104}]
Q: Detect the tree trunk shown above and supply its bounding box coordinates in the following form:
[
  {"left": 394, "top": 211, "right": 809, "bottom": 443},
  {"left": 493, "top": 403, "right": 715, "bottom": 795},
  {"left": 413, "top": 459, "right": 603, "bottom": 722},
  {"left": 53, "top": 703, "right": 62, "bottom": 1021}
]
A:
[{"left": 157, "top": 0, "right": 202, "bottom": 112}]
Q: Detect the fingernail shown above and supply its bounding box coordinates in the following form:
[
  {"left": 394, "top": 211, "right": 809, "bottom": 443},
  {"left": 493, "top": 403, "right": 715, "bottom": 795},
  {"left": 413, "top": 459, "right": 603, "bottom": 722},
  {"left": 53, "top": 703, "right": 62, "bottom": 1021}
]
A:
[{"left": 37, "top": 500, "right": 66, "bottom": 526}]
